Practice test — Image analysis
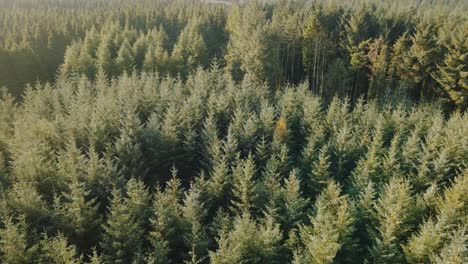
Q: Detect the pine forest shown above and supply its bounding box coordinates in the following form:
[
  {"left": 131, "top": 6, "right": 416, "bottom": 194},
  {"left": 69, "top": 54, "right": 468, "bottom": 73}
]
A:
[{"left": 0, "top": 0, "right": 466, "bottom": 263}]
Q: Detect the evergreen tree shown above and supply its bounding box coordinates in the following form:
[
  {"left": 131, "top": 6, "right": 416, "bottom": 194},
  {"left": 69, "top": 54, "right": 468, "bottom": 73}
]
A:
[
  {"left": 366, "top": 36, "right": 390, "bottom": 99},
  {"left": 132, "top": 34, "right": 148, "bottom": 72},
  {"left": 401, "top": 23, "right": 442, "bottom": 99},
  {"left": 404, "top": 173, "right": 468, "bottom": 263},
  {"left": 115, "top": 39, "right": 135, "bottom": 75},
  {"left": 293, "top": 181, "right": 353, "bottom": 264},
  {"left": 370, "top": 177, "right": 415, "bottom": 263},
  {"left": 96, "top": 33, "right": 115, "bottom": 77},
  {"left": 282, "top": 169, "right": 309, "bottom": 230},
  {"left": 210, "top": 212, "right": 283, "bottom": 264},
  {"left": 101, "top": 187, "right": 144, "bottom": 264},
  {"left": 53, "top": 178, "right": 101, "bottom": 252},
  {"left": 308, "top": 144, "right": 331, "bottom": 195},
  {"left": 171, "top": 18, "right": 208, "bottom": 78},
  {"left": 432, "top": 26, "right": 468, "bottom": 109},
  {"left": 231, "top": 155, "right": 258, "bottom": 216},
  {"left": 41, "top": 233, "right": 82, "bottom": 264},
  {"left": 225, "top": 3, "right": 280, "bottom": 84},
  {"left": 182, "top": 185, "right": 208, "bottom": 264},
  {"left": 149, "top": 174, "right": 188, "bottom": 263},
  {"left": 0, "top": 215, "right": 37, "bottom": 263}
]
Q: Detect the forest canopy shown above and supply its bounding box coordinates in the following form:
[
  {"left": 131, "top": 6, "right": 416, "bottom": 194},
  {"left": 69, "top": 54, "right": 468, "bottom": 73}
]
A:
[
  {"left": 0, "top": 0, "right": 467, "bottom": 109},
  {"left": 0, "top": 0, "right": 467, "bottom": 264}
]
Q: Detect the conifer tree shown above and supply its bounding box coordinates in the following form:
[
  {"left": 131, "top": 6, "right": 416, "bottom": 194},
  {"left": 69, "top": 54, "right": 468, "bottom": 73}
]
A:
[
  {"left": 40, "top": 233, "right": 82, "bottom": 264},
  {"left": 282, "top": 169, "right": 309, "bottom": 230},
  {"left": 171, "top": 18, "right": 208, "bottom": 78},
  {"left": 431, "top": 226, "right": 467, "bottom": 264},
  {"left": 366, "top": 36, "right": 390, "bottom": 99},
  {"left": 96, "top": 33, "right": 115, "bottom": 77},
  {"left": 225, "top": 3, "right": 279, "bottom": 84},
  {"left": 370, "top": 177, "right": 414, "bottom": 263},
  {"left": 293, "top": 181, "right": 353, "bottom": 264},
  {"left": 115, "top": 39, "right": 135, "bottom": 75},
  {"left": 61, "top": 42, "right": 81, "bottom": 76},
  {"left": 143, "top": 27, "right": 170, "bottom": 75},
  {"left": 182, "top": 185, "right": 208, "bottom": 264},
  {"left": 0, "top": 215, "right": 37, "bottom": 263},
  {"left": 432, "top": 26, "right": 468, "bottom": 109},
  {"left": 231, "top": 155, "right": 258, "bottom": 216},
  {"left": 308, "top": 144, "right": 331, "bottom": 195},
  {"left": 101, "top": 187, "right": 144, "bottom": 264},
  {"left": 53, "top": 178, "right": 101, "bottom": 251},
  {"left": 207, "top": 155, "right": 231, "bottom": 209},
  {"left": 404, "top": 173, "right": 467, "bottom": 263},
  {"left": 401, "top": 23, "right": 442, "bottom": 99},
  {"left": 149, "top": 174, "right": 188, "bottom": 263},
  {"left": 210, "top": 212, "right": 283, "bottom": 264},
  {"left": 132, "top": 34, "right": 148, "bottom": 72}
]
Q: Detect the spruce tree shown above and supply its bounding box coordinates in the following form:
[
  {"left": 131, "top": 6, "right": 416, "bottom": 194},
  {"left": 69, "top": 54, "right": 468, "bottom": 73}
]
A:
[
  {"left": 40, "top": 233, "right": 82, "bottom": 264},
  {"left": 0, "top": 215, "right": 37, "bottom": 263},
  {"left": 115, "top": 39, "right": 135, "bottom": 75},
  {"left": 171, "top": 18, "right": 208, "bottom": 78},
  {"left": 282, "top": 169, "right": 309, "bottom": 230},
  {"left": 53, "top": 178, "right": 101, "bottom": 252},
  {"left": 210, "top": 212, "right": 283, "bottom": 264},
  {"left": 101, "top": 187, "right": 144, "bottom": 264},
  {"left": 149, "top": 174, "right": 188, "bottom": 263},
  {"left": 432, "top": 26, "right": 468, "bottom": 109},
  {"left": 370, "top": 177, "right": 414, "bottom": 263},
  {"left": 231, "top": 155, "right": 258, "bottom": 216},
  {"left": 96, "top": 33, "right": 115, "bottom": 77},
  {"left": 293, "top": 181, "right": 353, "bottom": 264}
]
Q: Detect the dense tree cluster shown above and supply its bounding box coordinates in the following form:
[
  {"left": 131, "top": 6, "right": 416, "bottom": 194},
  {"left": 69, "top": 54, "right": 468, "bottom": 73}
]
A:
[
  {"left": 1, "top": 0, "right": 467, "bottom": 109},
  {"left": 0, "top": 65, "right": 466, "bottom": 263},
  {"left": 0, "top": 0, "right": 467, "bottom": 263}
]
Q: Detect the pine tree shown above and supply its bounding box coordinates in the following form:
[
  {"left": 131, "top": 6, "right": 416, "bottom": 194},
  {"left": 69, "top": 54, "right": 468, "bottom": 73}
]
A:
[
  {"left": 171, "top": 18, "right": 208, "bottom": 78},
  {"left": 61, "top": 42, "right": 81, "bottom": 76},
  {"left": 0, "top": 215, "right": 37, "bottom": 263},
  {"left": 113, "top": 106, "right": 144, "bottom": 181},
  {"left": 115, "top": 39, "right": 135, "bottom": 75},
  {"left": 101, "top": 188, "right": 144, "bottom": 264},
  {"left": 231, "top": 155, "right": 258, "bottom": 216},
  {"left": 370, "top": 177, "right": 414, "bottom": 263},
  {"left": 401, "top": 23, "right": 442, "bottom": 99},
  {"left": 78, "top": 41, "right": 96, "bottom": 78},
  {"left": 308, "top": 144, "right": 331, "bottom": 195},
  {"left": 366, "top": 36, "right": 390, "bottom": 99},
  {"left": 96, "top": 33, "right": 115, "bottom": 77},
  {"left": 132, "top": 34, "right": 148, "bottom": 72},
  {"left": 207, "top": 155, "right": 231, "bottom": 209},
  {"left": 40, "top": 233, "right": 82, "bottom": 264},
  {"left": 182, "top": 185, "right": 208, "bottom": 264},
  {"left": 149, "top": 174, "right": 188, "bottom": 263},
  {"left": 431, "top": 226, "right": 467, "bottom": 264},
  {"left": 403, "top": 172, "right": 467, "bottom": 263},
  {"left": 282, "top": 169, "right": 309, "bottom": 230},
  {"left": 143, "top": 26, "right": 170, "bottom": 75},
  {"left": 210, "top": 212, "right": 283, "bottom": 264},
  {"left": 53, "top": 178, "right": 101, "bottom": 251},
  {"left": 293, "top": 181, "right": 353, "bottom": 264},
  {"left": 225, "top": 3, "right": 279, "bottom": 84},
  {"left": 432, "top": 26, "right": 468, "bottom": 109}
]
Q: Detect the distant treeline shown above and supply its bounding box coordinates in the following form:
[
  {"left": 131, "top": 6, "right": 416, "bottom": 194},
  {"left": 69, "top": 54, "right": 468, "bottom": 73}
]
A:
[{"left": 0, "top": 0, "right": 467, "bottom": 109}]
